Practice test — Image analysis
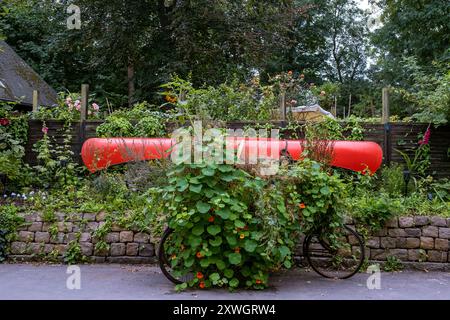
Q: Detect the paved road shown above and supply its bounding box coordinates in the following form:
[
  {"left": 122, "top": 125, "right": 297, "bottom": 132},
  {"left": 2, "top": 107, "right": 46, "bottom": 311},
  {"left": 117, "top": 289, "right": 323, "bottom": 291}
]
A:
[{"left": 0, "top": 263, "right": 449, "bottom": 300}]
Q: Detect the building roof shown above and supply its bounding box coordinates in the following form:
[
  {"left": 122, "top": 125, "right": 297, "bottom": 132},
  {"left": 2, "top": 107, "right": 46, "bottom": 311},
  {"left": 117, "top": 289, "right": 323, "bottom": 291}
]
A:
[
  {"left": 290, "top": 104, "right": 335, "bottom": 122},
  {"left": 0, "top": 40, "right": 58, "bottom": 107}
]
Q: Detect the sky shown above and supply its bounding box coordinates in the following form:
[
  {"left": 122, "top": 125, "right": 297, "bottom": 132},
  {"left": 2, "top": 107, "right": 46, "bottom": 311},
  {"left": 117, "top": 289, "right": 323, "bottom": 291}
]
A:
[{"left": 356, "top": 0, "right": 372, "bottom": 11}]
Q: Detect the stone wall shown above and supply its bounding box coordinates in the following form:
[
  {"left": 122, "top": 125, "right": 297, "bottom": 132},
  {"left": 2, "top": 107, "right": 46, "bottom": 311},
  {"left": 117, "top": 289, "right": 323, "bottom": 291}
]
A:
[
  {"left": 8, "top": 212, "right": 156, "bottom": 264},
  {"left": 7, "top": 213, "right": 450, "bottom": 264},
  {"left": 363, "top": 216, "right": 450, "bottom": 263}
]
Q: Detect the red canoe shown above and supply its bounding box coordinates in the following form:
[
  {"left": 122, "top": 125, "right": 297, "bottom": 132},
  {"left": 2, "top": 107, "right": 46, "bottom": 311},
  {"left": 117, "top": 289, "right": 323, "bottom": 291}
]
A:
[{"left": 81, "top": 137, "right": 382, "bottom": 174}]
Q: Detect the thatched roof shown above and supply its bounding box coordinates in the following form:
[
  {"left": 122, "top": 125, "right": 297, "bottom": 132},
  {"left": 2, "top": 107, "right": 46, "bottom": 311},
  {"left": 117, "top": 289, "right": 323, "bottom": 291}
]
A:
[{"left": 0, "top": 40, "right": 58, "bottom": 108}]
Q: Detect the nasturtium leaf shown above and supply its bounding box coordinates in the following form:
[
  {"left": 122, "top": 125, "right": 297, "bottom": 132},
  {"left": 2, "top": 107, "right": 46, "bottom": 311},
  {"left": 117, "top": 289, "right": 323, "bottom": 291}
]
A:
[
  {"left": 201, "top": 167, "right": 215, "bottom": 176},
  {"left": 279, "top": 246, "right": 290, "bottom": 259},
  {"left": 184, "top": 257, "right": 194, "bottom": 267},
  {"left": 196, "top": 201, "right": 211, "bottom": 214},
  {"left": 177, "top": 180, "right": 189, "bottom": 192},
  {"left": 188, "top": 235, "right": 202, "bottom": 247},
  {"left": 189, "top": 177, "right": 200, "bottom": 184},
  {"left": 224, "top": 269, "right": 234, "bottom": 279},
  {"left": 216, "top": 208, "right": 231, "bottom": 219},
  {"left": 284, "top": 260, "right": 292, "bottom": 268},
  {"left": 220, "top": 174, "right": 235, "bottom": 182},
  {"left": 218, "top": 165, "right": 233, "bottom": 173},
  {"left": 229, "top": 278, "right": 239, "bottom": 287},
  {"left": 189, "top": 184, "right": 202, "bottom": 193},
  {"left": 192, "top": 225, "right": 204, "bottom": 236},
  {"left": 226, "top": 235, "right": 238, "bottom": 246},
  {"left": 234, "top": 220, "right": 246, "bottom": 228},
  {"left": 205, "top": 179, "right": 218, "bottom": 188},
  {"left": 209, "top": 273, "right": 220, "bottom": 282},
  {"left": 228, "top": 252, "right": 242, "bottom": 265},
  {"left": 244, "top": 239, "right": 258, "bottom": 253},
  {"left": 200, "top": 258, "right": 211, "bottom": 268},
  {"left": 209, "top": 236, "right": 223, "bottom": 247},
  {"left": 207, "top": 225, "right": 221, "bottom": 236},
  {"left": 216, "top": 260, "right": 226, "bottom": 270},
  {"left": 203, "top": 188, "right": 216, "bottom": 198},
  {"left": 320, "top": 186, "right": 330, "bottom": 195}
]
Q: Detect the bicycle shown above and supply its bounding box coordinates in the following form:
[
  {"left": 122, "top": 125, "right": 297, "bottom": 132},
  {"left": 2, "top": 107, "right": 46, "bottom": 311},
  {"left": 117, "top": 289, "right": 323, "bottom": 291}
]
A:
[{"left": 158, "top": 224, "right": 365, "bottom": 284}]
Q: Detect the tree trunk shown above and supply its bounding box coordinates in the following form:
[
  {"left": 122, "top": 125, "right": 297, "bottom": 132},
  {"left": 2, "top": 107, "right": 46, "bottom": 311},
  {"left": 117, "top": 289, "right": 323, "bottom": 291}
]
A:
[
  {"left": 370, "top": 98, "right": 375, "bottom": 117},
  {"left": 347, "top": 94, "right": 352, "bottom": 117},
  {"left": 127, "top": 59, "right": 135, "bottom": 108}
]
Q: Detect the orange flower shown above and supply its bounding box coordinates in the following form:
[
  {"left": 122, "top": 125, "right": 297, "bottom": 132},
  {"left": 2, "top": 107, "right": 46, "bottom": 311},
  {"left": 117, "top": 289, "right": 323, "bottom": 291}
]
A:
[
  {"left": 300, "top": 74, "right": 305, "bottom": 79},
  {"left": 199, "top": 281, "right": 205, "bottom": 289},
  {"left": 299, "top": 203, "right": 306, "bottom": 209},
  {"left": 196, "top": 272, "right": 204, "bottom": 279},
  {"left": 239, "top": 234, "right": 245, "bottom": 239},
  {"left": 234, "top": 247, "right": 240, "bottom": 253},
  {"left": 288, "top": 70, "right": 293, "bottom": 76},
  {"left": 196, "top": 252, "right": 203, "bottom": 259},
  {"left": 208, "top": 216, "right": 215, "bottom": 223},
  {"left": 256, "top": 279, "right": 263, "bottom": 284},
  {"left": 171, "top": 254, "right": 177, "bottom": 260},
  {"left": 165, "top": 95, "right": 177, "bottom": 103}
]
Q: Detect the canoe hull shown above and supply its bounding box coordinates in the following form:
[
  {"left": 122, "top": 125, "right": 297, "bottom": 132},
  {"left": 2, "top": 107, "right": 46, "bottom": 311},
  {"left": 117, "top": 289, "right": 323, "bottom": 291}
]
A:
[{"left": 81, "top": 137, "right": 382, "bottom": 174}]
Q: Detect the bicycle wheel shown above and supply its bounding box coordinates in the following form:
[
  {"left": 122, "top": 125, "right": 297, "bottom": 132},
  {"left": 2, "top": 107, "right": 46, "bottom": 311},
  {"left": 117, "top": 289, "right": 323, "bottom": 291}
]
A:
[
  {"left": 158, "top": 228, "right": 194, "bottom": 284},
  {"left": 304, "top": 225, "right": 365, "bottom": 279}
]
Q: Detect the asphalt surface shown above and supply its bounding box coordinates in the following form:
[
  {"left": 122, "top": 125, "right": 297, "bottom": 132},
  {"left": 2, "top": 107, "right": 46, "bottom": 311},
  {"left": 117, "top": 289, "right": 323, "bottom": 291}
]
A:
[{"left": 0, "top": 263, "right": 449, "bottom": 300}]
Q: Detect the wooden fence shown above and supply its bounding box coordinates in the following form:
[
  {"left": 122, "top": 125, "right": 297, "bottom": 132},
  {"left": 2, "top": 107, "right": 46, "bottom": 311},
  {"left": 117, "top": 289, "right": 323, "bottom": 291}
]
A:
[{"left": 24, "top": 120, "right": 450, "bottom": 179}]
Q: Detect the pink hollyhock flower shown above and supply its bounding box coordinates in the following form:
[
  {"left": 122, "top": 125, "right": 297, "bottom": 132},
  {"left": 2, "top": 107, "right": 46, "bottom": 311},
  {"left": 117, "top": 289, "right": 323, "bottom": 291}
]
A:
[
  {"left": 419, "top": 127, "right": 431, "bottom": 145},
  {"left": 92, "top": 103, "right": 100, "bottom": 111},
  {"left": 0, "top": 118, "right": 10, "bottom": 126},
  {"left": 42, "top": 126, "right": 48, "bottom": 134},
  {"left": 74, "top": 100, "right": 81, "bottom": 111},
  {"left": 291, "top": 99, "right": 297, "bottom": 105},
  {"left": 65, "top": 97, "right": 73, "bottom": 105}
]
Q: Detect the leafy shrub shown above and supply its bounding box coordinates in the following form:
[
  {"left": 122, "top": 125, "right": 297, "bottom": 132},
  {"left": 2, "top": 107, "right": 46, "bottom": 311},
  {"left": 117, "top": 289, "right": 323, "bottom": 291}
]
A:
[
  {"left": 379, "top": 164, "right": 405, "bottom": 196},
  {"left": 32, "top": 122, "right": 80, "bottom": 189},
  {"left": 96, "top": 102, "right": 166, "bottom": 137},
  {"left": 160, "top": 75, "right": 277, "bottom": 122},
  {"left": 31, "top": 92, "right": 102, "bottom": 121},
  {"left": 158, "top": 154, "right": 346, "bottom": 290},
  {"left": 0, "top": 205, "right": 25, "bottom": 261},
  {"left": 0, "top": 103, "right": 30, "bottom": 189},
  {"left": 383, "top": 256, "right": 404, "bottom": 272},
  {"left": 135, "top": 116, "right": 166, "bottom": 137},
  {"left": 96, "top": 116, "right": 134, "bottom": 137},
  {"left": 349, "top": 193, "right": 403, "bottom": 231},
  {"left": 88, "top": 172, "right": 129, "bottom": 200}
]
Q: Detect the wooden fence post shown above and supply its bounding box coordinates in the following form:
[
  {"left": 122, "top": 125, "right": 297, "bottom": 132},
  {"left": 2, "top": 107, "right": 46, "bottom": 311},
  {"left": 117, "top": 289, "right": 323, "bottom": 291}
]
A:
[
  {"left": 279, "top": 91, "right": 286, "bottom": 121},
  {"left": 78, "top": 84, "right": 89, "bottom": 157},
  {"left": 80, "top": 84, "right": 89, "bottom": 121},
  {"left": 382, "top": 87, "right": 390, "bottom": 124},
  {"left": 382, "top": 87, "right": 391, "bottom": 164},
  {"left": 32, "top": 90, "right": 39, "bottom": 112},
  {"left": 331, "top": 96, "right": 337, "bottom": 118},
  {"left": 347, "top": 94, "right": 352, "bottom": 117}
]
